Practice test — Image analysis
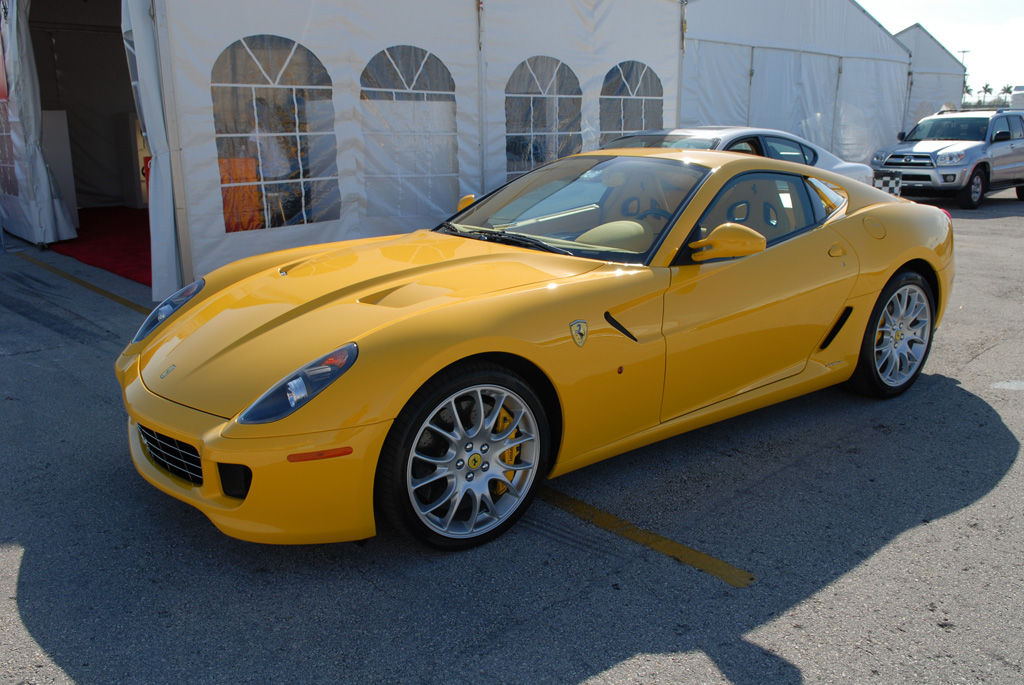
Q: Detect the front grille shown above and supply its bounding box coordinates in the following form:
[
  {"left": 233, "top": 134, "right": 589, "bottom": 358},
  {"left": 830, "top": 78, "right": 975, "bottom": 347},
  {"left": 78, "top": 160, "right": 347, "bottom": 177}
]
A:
[
  {"left": 884, "top": 154, "right": 934, "bottom": 168},
  {"left": 901, "top": 174, "right": 931, "bottom": 182},
  {"left": 138, "top": 424, "right": 203, "bottom": 485}
]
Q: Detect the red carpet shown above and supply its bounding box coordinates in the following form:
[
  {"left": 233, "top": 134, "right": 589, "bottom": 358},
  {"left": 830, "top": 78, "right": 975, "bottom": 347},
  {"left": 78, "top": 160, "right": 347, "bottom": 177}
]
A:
[{"left": 49, "top": 207, "right": 151, "bottom": 286}]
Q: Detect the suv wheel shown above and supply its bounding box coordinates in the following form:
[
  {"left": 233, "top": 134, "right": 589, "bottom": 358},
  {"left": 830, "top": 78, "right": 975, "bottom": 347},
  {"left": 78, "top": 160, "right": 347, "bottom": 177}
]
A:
[{"left": 957, "top": 168, "right": 986, "bottom": 209}]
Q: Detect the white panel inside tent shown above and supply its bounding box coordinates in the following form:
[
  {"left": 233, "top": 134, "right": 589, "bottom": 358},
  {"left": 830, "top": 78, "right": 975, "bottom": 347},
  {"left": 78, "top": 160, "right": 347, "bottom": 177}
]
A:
[
  {"left": 681, "top": 0, "right": 911, "bottom": 163},
  {"left": 749, "top": 49, "right": 840, "bottom": 150},
  {"left": 679, "top": 40, "right": 751, "bottom": 127}
]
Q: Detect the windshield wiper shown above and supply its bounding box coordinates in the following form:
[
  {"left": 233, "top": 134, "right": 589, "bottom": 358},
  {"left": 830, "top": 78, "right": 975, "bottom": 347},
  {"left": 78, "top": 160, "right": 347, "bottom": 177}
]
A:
[
  {"left": 435, "top": 221, "right": 462, "bottom": 235},
  {"left": 462, "top": 228, "right": 574, "bottom": 255}
]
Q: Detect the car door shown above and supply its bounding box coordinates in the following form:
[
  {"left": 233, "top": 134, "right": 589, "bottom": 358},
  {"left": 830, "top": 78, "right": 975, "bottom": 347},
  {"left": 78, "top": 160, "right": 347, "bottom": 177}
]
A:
[
  {"left": 1007, "top": 115, "right": 1024, "bottom": 183},
  {"left": 988, "top": 116, "right": 1016, "bottom": 186},
  {"left": 661, "top": 172, "right": 859, "bottom": 421}
]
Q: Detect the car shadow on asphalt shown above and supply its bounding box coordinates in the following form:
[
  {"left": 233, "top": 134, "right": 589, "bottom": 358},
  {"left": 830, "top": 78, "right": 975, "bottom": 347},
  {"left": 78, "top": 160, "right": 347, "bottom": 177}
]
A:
[{"left": 5, "top": 374, "right": 1017, "bottom": 683}]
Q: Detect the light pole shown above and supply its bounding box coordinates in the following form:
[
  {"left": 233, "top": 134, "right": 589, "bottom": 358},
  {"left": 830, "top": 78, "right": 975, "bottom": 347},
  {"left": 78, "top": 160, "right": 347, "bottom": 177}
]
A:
[{"left": 958, "top": 51, "right": 970, "bottom": 107}]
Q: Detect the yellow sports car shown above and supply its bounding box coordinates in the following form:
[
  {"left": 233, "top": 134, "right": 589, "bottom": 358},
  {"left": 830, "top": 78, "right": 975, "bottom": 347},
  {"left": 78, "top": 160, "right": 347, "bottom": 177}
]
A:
[{"left": 115, "top": 149, "right": 954, "bottom": 549}]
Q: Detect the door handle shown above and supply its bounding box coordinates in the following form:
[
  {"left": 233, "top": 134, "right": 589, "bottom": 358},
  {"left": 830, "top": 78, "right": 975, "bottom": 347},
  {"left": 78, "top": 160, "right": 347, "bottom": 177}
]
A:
[{"left": 828, "top": 243, "right": 846, "bottom": 257}]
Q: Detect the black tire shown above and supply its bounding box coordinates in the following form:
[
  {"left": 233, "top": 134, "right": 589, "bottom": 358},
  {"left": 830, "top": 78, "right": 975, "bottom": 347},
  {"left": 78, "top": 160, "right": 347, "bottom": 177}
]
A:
[
  {"left": 1016, "top": 185, "right": 1024, "bottom": 200},
  {"left": 375, "top": 361, "right": 550, "bottom": 550},
  {"left": 848, "top": 271, "right": 935, "bottom": 399},
  {"left": 956, "top": 168, "right": 986, "bottom": 209}
]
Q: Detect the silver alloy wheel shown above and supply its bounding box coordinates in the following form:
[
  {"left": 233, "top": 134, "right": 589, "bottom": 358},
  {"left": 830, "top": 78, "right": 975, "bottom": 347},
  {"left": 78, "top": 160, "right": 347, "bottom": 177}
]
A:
[
  {"left": 969, "top": 173, "right": 983, "bottom": 204},
  {"left": 406, "top": 384, "right": 539, "bottom": 539},
  {"left": 873, "top": 283, "right": 932, "bottom": 387}
]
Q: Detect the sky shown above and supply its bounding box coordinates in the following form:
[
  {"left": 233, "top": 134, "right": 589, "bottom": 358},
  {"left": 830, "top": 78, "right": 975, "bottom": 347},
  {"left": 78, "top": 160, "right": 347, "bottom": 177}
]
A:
[{"left": 854, "top": 0, "right": 1023, "bottom": 99}]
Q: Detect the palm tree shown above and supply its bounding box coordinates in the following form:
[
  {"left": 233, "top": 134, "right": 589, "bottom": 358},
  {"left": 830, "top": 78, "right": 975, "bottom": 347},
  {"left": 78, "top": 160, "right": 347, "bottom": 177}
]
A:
[
  {"left": 980, "top": 83, "right": 993, "bottom": 105},
  {"left": 963, "top": 82, "right": 973, "bottom": 106},
  {"left": 1000, "top": 84, "right": 1013, "bottom": 106}
]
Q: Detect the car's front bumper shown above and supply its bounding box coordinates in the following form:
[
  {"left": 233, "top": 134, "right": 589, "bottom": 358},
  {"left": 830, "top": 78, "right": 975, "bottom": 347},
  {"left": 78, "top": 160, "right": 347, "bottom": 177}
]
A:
[
  {"left": 118, "top": 354, "right": 389, "bottom": 544},
  {"left": 870, "top": 161, "right": 972, "bottom": 195}
]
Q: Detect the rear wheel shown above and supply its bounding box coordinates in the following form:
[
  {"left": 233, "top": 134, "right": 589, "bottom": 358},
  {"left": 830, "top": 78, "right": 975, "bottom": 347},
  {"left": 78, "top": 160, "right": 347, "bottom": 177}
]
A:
[
  {"left": 957, "top": 168, "right": 985, "bottom": 209},
  {"left": 849, "top": 271, "right": 934, "bottom": 399},
  {"left": 376, "top": 362, "right": 549, "bottom": 549}
]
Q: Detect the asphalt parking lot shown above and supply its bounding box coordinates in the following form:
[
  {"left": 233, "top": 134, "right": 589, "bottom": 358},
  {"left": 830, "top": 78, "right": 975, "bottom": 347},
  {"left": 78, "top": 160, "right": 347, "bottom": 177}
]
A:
[{"left": 1, "top": 189, "right": 1022, "bottom": 684}]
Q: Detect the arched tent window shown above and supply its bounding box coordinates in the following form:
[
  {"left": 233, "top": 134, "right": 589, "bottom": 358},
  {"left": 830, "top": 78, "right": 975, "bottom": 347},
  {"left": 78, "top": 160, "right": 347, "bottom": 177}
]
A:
[
  {"left": 505, "top": 56, "right": 582, "bottom": 183},
  {"left": 600, "top": 61, "right": 664, "bottom": 146},
  {"left": 360, "top": 45, "right": 458, "bottom": 220},
  {"left": 211, "top": 35, "right": 340, "bottom": 232}
]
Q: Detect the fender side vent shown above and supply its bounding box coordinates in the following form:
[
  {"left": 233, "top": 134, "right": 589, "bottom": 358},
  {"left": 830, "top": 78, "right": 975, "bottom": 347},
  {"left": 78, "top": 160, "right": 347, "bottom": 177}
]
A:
[
  {"left": 604, "top": 312, "right": 638, "bottom": 342},
  {"left": 820, "top": 307, "right": 853, "bottom": 350},
  {"left": 218, "top": 463, "right": 253, "bottom": 500}
]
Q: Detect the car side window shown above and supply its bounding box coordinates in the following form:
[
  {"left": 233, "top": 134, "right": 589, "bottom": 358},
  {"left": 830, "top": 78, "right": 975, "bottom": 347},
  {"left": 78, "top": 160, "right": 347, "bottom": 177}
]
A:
[
  {"left": 800, "top": 143, "right": 818, "bottom": 166},
  {"left": 991, "top": 117, "right": 1011, "bottom": 140},
  {"left": 692, "top": 172, "right": 817, "bottom": 248},
  {"left": 806, "top": 177, "right": 846, "bottom": 222},
  {"left": 764, "top": 136, "right": 810, "bottom": 165},
  {"left": 725, "top": 137, "right": 762, "bottom": 155},
  {"left": 1008, "top": 116, "right": 1024, "bottom": 140}
]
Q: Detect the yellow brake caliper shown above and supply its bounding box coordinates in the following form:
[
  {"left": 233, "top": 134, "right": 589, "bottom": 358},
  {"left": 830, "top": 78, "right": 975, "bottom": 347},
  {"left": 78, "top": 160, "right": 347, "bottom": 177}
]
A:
[{"left": 493, "top": 407, "right": 520, "bottom": 496}]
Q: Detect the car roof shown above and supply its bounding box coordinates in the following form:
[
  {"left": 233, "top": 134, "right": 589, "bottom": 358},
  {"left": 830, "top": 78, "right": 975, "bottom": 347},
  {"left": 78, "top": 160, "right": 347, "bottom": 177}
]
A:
[
  {"left": 620, "top": 126, "right": 769, "bottom": 137},
  {"left": 575, "top": 146, "right": 814, "bottom": 172},
  {"left": 928, "top": 109, "right": 1024, "bottom": 120},
  {"left": 613, "top": 126, "right": 825, "bottom": 147}
]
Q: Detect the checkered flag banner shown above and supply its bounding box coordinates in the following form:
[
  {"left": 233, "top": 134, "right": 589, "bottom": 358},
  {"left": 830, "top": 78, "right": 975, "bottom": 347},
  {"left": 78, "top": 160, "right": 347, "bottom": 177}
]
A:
[{"left": 873, "top": 170, "right": 902, "bottom": 196}]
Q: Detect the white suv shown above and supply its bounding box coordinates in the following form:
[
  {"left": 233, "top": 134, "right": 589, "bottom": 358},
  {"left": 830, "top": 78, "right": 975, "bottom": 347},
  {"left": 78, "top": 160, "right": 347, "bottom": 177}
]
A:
[{"left": 871, "top": 109, "right": 1024, "bottom": 209}]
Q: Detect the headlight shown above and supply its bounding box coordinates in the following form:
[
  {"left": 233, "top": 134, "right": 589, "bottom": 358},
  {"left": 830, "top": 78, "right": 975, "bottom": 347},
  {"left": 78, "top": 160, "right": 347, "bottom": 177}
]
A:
[
  {"left": 871, "top": 151, "right": 887, "bottom": 164},
  {"left": 936, "top": 151, "right": 965, "bottom": 165},
  {"left": 239, "top": 343, "right": 358, "bottom": 424},
  {"left": 132, "top": 279, "right": 205, "bottom": 343}
]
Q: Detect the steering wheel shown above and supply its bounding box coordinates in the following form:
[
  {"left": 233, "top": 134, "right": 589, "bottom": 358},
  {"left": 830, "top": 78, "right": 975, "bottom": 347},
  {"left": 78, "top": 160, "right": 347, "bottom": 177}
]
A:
[{"left": 636, "top": 208, "right": 672, "bottom": 222}]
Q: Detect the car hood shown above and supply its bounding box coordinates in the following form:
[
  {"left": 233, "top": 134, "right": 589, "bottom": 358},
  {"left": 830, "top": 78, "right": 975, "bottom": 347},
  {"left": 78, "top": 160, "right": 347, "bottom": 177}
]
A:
[
  {"left": 139, "top": 230, "right": 600, "bottom": 418},
  {"left": 886, "top": 140, "right": 981, "bottom": 156}
]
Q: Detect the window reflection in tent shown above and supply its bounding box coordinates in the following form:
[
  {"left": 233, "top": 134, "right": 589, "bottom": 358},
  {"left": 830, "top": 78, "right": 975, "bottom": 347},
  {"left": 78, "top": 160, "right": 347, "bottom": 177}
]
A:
[
  {"left": 360, "top": 45, "right": 459, "bottom": 223},
  {"left": 599, "top": 61, "right": 664, "bottom": 146},
  {"left": 210, "top": 35, "right": 340, "bottom": 233},
  {"left": 505, "top": 56, "right": 582, "bottom": 183}
]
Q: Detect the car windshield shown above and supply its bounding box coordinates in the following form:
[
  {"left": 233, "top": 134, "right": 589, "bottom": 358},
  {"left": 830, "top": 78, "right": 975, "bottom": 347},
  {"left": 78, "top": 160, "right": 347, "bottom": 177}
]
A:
[
  {"left": 602, "top": 134, "right": 718, "bottom": 150},
  {"left": 905, "top": 117, "right": 989, "bottom": 142},
  {"left": 445, "top": 156, "right": 709, "bottom": 264}
]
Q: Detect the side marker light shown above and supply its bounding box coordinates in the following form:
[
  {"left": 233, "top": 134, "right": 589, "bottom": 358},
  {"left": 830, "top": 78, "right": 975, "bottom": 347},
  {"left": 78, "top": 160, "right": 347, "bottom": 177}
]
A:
[{"left": 287, "top": 446, "right": 354, "bottom": 463}]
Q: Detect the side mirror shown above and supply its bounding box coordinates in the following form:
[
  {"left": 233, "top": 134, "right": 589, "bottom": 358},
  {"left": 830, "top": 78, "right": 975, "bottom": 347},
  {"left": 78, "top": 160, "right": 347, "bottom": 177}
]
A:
[
  {"left": 896, "top": 131, "right": 906, "bottom": 142},
  {"left": 993, "top": 130, "right": 1012, "bottom": 143},
  {"left": 457, "top": 194, "right": 476, "bottom": 212},
  {"left": 689, "top": 223, "right": 766, "bottom": 262}
]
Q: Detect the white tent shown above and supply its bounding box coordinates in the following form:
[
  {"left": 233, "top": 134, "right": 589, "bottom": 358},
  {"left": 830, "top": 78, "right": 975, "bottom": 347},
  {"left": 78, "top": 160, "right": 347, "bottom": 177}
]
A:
[
  {"left": 0, "top": 0, "right": 75, "bottom": 246},
  {"left": 124, "top": 0, "right": 685, "bottom": 298},
  {"left": 895, "top": 24, "right": 965, "bottom": 132},
  {"left": 1, "top": 0, "right": 962, "bottom": 300},
  {"left": 680, "top": 0, "right": 912, "bottom": 165}
]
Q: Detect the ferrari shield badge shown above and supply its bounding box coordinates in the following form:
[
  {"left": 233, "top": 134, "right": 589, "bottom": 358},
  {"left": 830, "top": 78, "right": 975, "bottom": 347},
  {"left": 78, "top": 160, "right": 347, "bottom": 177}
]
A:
[{"left": 570, "top": 320, "right": 588, "bottom": 347}]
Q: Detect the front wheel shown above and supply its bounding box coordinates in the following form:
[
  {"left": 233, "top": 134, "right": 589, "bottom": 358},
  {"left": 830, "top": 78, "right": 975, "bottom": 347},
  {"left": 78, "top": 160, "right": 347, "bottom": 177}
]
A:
[
  {"left": 376, "top": 362, "right": 549, "bottom": 549},
  {"left": 848, "top": 271, "right": 934, "bottom": 399},
  {"left": 957, "top": 169, "right": 985, "bottom": 209}
]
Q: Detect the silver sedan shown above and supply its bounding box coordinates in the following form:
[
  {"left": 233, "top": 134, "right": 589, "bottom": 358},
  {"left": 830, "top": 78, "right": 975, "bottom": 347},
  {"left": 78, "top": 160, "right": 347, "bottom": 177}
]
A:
[{"left": 603, "top": 126, "right": 874, "bottom": 186}]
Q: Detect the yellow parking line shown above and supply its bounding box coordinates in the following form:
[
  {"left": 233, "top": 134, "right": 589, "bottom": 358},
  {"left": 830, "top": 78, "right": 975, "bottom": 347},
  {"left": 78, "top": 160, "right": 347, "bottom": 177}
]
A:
[
  {"left": 538, "top": 485, "right": 757, "bottom": 588},
  {"left": 15, "top": 252, "right": 152, "bottom": 315}
]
